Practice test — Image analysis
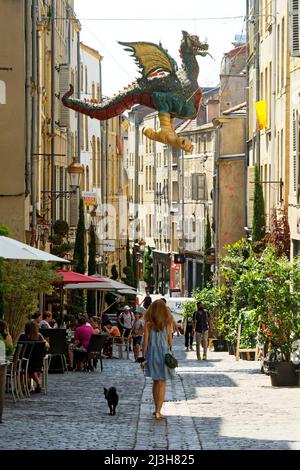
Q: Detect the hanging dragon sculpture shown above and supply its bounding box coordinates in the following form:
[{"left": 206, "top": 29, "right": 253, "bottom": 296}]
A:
[{"left": 62, "top": 31, "right": 209, "bottom": 152}]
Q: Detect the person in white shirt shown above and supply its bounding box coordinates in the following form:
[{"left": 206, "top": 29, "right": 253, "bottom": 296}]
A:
[{"left": 39, "top": 311, "right": 53, "bottom": 329}]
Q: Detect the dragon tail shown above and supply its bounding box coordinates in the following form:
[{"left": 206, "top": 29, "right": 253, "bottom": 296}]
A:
[{"left": 61, "top": 84, "right": 155, "bottom": 120}]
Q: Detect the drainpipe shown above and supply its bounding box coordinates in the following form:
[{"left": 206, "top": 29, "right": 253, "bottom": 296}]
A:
[
  {"left": 153, "top": 115, "right": 157, "bottom": 247},
  {"left": 181, "top": 148, "right": 185, "bottom": 295},
  {"left": 118, "top": 117, "right": 122, "bottom": 278},
  {"left": 51, "top": 0, "right": 56, "bottom": 224},
  {"left": 77, "top": 30, "right": 81, "bottom": 162},
  {"left": 43, "top": 8, "right": 47, "bottom": 213},
  {"left": 244, "top": 0, "right": 249, "bottom": 228},
  {"left": 270, "top": 2, "right": 277, "bottom": 214},
  {"left": 25, "top": 0, "right": 31, "bottom": 196},
  {"left": 31, "top": 0, "right": 37, "bottom": 241},
  {"left": 134, "top": 113, "right": 139, "bottom": 242},
  {"left": 99, "top": 59, "right": 104, "bottom": 264},
  {"left": 254, "top": 0, "right": 260, "bottom": 169},
  {"left": 213, "top": 123, "right": 221, "bottom": 285}
]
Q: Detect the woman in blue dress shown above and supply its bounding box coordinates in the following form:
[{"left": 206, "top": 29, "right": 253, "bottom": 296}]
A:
[{"left": 142, "top": 299, "right": 175, "bottom": 420}]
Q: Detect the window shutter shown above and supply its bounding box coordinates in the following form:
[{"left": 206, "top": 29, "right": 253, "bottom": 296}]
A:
[
  {"left": 191, "top": 173, "right": 206, "bottom": 200},
  {"left": 247, "top": 165, "right": 256, "bottom": 226},
  {"left": 292, "top": 109, "right": 300, "bottom": 195},
  {"left": 290, "top": 0, "right": 300, "bottom": 57},
  {"left": 59, "top": 64, "right": 71, "bottom": 127}
]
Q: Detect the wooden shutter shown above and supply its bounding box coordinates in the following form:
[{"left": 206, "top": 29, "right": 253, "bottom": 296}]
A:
[
  {"left": 290, "top": 0, "right": 300, "bottom": 57},
  {"left": 59, "top": 64, "right": 71, "bottom": 127}
]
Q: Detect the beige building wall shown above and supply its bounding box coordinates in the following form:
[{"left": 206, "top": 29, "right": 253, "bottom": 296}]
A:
[
  {"left": 214, "top": 116, "right": 246, "bottom": 261},
  {"left": 0, "top": 0, "right": 28, "bottom": 241},
  {"left": 289, "top": 11, "right": 300, "bottom": 258},
  {"left": 247, "top": 0, "right": 289, "bottom": 228}
]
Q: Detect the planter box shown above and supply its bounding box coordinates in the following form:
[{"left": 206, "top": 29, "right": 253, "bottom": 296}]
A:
[
  {"left": 228, "top": 344, "right": 236, "bottom": 356},
  {"left": 214, "top": 339, "right": 228, "bottom": 352},
  {"left": 240, "top": 351, "right": 256, "bottom": 361},
  {"left": 0, "top": 363, "right": 8, "bottom": 423},
  {"left": 269, "top": 362, "right": 299, "bottom": 387}
]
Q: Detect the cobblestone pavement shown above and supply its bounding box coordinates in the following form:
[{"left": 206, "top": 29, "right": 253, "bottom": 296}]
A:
[{"left": 1, "top": 336, "right": 300, "bottom": 450}]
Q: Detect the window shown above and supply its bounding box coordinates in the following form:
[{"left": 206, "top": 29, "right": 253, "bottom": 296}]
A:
[
  {"left": 0, "top": 80, "right": 6, "bottom": 104},
  {"left": 290, "top": 0, "right": 300, "bottom": 57},
  {"left": 97, "top": 138, "right": 100, "bottom": 187},
  {"left": 191, "top": 173, "right": 206, "bottom": 200},
  {"left": 172, "top": 181, "right": 179, "bottom": 203},
  {"left": 85, "top": 66, "right": 88, "bottom": 94},
  {"left": 92, "top": 136, "right": 96, "bottom": 187},
  {"left": 80, "top": 64, "right": 83, "bottom": 92}
]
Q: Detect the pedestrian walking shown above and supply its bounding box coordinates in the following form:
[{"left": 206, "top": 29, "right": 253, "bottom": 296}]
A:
[
  {"left": 132, "top": 311, "right": 144, "bottom": 361},
  {"left": 192, "top": 302, "right": 211, "bottom": 360},
  {"left": 142, "top": 299, "right": 175, "bottom": 420},
  {"left": 141, "top": 291, "right": 152, "bottom": 310},
  {"left": 182, "top": 315, "right": 194, "bottom": 351}
]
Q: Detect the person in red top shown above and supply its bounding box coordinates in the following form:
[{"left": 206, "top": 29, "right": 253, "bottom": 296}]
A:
[{"left": 68, "top": 316, "right": 93, "bottom": 370}]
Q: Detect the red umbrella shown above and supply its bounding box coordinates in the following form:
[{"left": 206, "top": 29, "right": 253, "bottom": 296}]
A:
[
  {"left": 53, "top": 271, "right": 105, "bottom": 325},
  {"left": 54, "top": 270, "right": 105, "bottom": 285}
]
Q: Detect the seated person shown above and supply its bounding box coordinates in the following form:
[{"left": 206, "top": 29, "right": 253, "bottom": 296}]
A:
[
  {"left": 39, "top": 311, "right": 53, "bottom": 329},
  {"left": 100, "top": 313, "right": 110, "bottom": 329},
  {"left": 102, "top": 321, "right": 121, "bottom": 358},
  {"left": 68, "top": 316, "right": 93, "bottom": 370},
  {"left": 0, "top": 319, "right": 13, "bottom": 356},
  {"left": 18, "top": 320, "right": 48, "bottom": 393},
  {"left": 91, "top": 317, "right": 101, "bottom": 334}
]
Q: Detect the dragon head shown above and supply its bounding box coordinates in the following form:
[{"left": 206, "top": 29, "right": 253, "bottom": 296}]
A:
[{"left": 181, "top": 31, "right": 209, "bottom": 57}]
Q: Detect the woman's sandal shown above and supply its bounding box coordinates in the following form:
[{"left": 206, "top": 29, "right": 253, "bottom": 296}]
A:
[{"left": 154, "top": 412, "right": 166, "bottom": 420}]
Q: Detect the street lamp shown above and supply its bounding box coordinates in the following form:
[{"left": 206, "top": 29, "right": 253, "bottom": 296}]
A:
[{"left": 42, "top": 157, "right": 83, "bottom": 199}]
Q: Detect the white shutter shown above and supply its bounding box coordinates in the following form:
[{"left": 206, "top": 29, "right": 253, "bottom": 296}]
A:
[
  {"left": 59, "top": 64, "right": 71, "bottom": 127},
  {"left": 290, "top": 0, "right": 300, "bottom": 57},
  {"left": 247, "top": 165, "right": 256, "bottom": 226},
  {"left": 292, "top": 109, "right": 300, "bottom": 195}
]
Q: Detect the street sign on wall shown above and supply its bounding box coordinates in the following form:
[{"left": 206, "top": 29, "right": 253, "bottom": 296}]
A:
[{"left": 101, "top": 240, "right": 115, "bottom": 252}]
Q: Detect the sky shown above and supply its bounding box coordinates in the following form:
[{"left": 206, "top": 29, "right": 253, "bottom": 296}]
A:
[{"left": 74, "top": 0, "right": 246, "bottom": 97}]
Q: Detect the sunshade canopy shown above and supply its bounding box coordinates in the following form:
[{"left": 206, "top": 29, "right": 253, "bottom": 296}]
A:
[
  {"left": 54, "top": 270, "right": 105, "bottom": 285},
  {"left": 64, "top": 276, "right": 136, "bottom": 294},
  {"left": 0, "top": 236, "right": 70, "bottom": 263}
]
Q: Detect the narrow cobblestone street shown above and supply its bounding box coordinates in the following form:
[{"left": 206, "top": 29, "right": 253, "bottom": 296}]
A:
[{"left": 1, "top": 336, "right": 300, "bottom": 450}]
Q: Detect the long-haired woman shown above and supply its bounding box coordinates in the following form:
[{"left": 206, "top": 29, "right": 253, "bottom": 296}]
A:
[{"left": 142, "top": 299, "right": 175, "bottom": 420}]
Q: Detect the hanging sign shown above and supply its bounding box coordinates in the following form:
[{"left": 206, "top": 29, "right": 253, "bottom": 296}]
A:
[{"left": 81, "top": 192, "right": 97, "bottom": 206}]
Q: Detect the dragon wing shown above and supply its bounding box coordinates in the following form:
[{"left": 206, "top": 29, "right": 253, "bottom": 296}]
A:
[{"left": 118, "top": 41, "right": 178, "bottom": 77}]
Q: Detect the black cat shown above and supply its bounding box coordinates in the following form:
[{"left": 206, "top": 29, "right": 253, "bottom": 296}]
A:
[{"left": 104, "top": 387, "right": 119, "bottom": 415}]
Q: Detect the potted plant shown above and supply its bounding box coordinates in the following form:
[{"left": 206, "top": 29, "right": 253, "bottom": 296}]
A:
[{"left": 236, "top": 249, "right": 300, "bottom": 386}]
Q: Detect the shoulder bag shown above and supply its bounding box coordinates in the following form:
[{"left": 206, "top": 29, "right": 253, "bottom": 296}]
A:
[{"left": 165, "top": 352, "right": 178, "bottom": 369}]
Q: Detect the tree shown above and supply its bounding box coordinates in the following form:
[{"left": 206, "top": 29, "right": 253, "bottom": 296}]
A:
[
  {"left": 87, "top": 224, "right": 96, "bottom": 315},
  {"left": 71, "top": 199, "right": 86, "bottom": 313},
  {"left": 122, "top": 239, "right": 136, "bottom": 287},
  {"left": 143, "top": 246, "right": 155, "bottom": 293},
  {"left": 0, "top": 224, "right": 10, "bottom": 319},
  {"left": 111, "top": 264, "right": 118, "bottom": 280},
  {"left": 202, "top": 212, "right": 212, "bottom": 288},
  {"left": 252, "top": 165, "right": 266, "bottom": 248},
  {"left": 73, "top": 198, "right": 86, "bottom": 274},
  {"left": 2, "top": 261, "right": 55, "bottom": 342},
  {"left": 264, "top": 209, "right": 290, "bottom": 258}
]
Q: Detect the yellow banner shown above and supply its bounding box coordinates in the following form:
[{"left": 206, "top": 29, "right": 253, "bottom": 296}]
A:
[{"left": 255, "top": 100, "right": 267, "bottom": 130}]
